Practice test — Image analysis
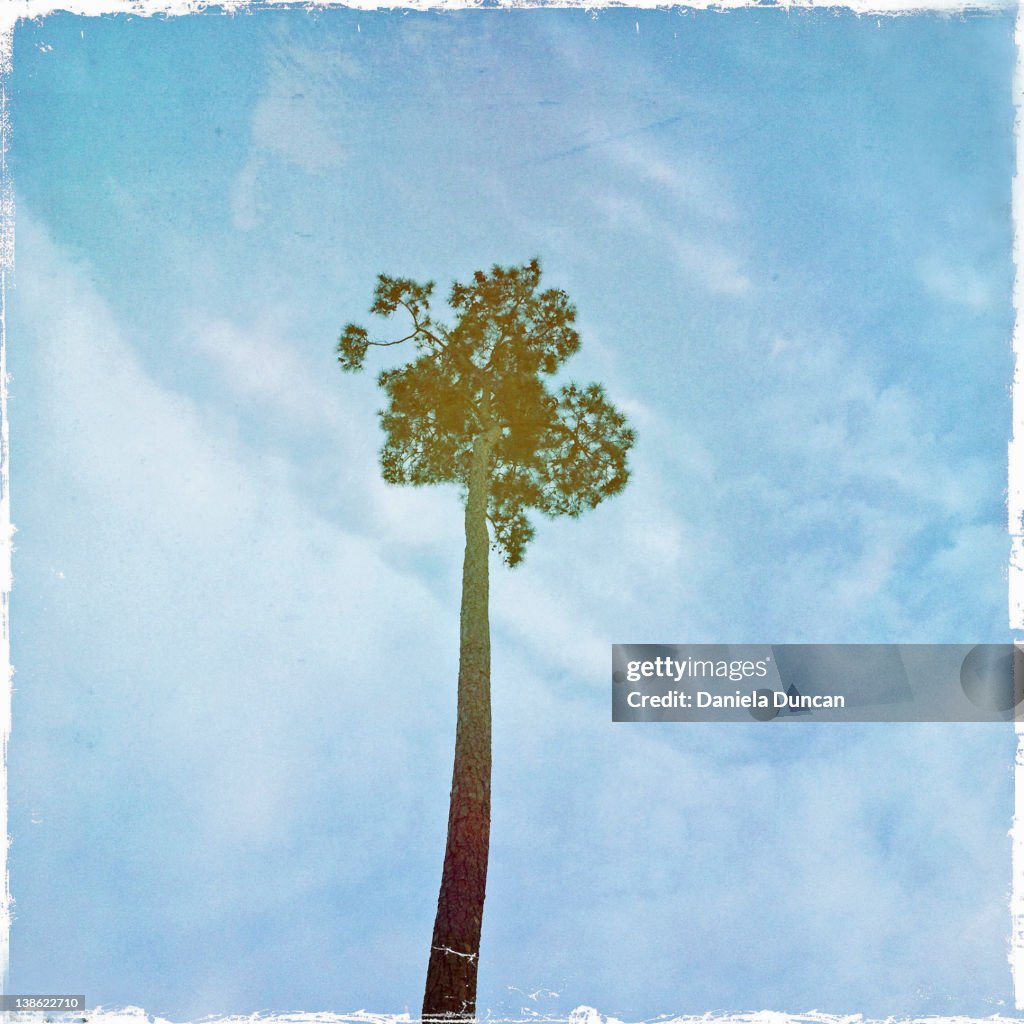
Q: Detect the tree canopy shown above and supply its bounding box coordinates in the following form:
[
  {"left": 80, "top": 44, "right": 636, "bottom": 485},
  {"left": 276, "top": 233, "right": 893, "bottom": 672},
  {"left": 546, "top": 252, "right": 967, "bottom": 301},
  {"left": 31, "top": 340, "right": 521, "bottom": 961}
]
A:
[{"left": 337, "top": 258, "right": 635, "bottom": 565}]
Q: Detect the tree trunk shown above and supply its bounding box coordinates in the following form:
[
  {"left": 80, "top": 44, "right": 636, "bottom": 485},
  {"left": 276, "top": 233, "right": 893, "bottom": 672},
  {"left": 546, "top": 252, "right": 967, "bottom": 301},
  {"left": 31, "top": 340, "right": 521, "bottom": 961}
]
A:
[{"left": 422, "top": 434, "right": 494, "bottom": 1021}]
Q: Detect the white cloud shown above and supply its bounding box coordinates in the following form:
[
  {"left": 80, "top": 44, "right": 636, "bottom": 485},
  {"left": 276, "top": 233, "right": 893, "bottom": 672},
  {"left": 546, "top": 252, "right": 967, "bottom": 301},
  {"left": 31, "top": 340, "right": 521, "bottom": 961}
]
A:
[
  {"left": 229, "top": 158, "right": 262, "bottom": 232},
  {"left": 711, "top": 324, "right": 1008, "bottom": 639},
  {"left": 11, "top": 208, "right": 458, "bottom": 874},
  {"left": 918, "top": 255, "right": 997, "bottom": 310},
  {"left": 591, "top": 190, "right": 754, "bottom": 296},
  {"left": 185, "top": 307, "right": 465, "bottom": 554},
  {"left": 190, "top": 312, "right": 349, "bottom": 427},
  {"left": 758, "top": 333, "right": 992, "bottom": 521},
  {"left": 604, "top": 138, "right": 740, "bottom": 225},
  {"left": 583, "top": 131, "right": 752, "bottom": 296},
  {"left": 230, "top": 33, "right": 359, "bottom": 229},
  {"left": 252, "top": 36, "right": 358, "bottom": 172},
  {"left": 488, "top": 659, "right": 1015, "bottom": 1012},
  {"left": 672, "top": 234, "right": 754, "bottom": 295}
]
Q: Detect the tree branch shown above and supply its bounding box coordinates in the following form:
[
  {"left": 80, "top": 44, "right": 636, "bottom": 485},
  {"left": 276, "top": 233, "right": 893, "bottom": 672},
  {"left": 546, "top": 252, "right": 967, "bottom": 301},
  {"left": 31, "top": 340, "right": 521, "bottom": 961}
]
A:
[
  {"left": 368, "top": 332, "right": 420, "bottom": 349},
  {"left": 398, "top": 298, "right": 448, "bottom": 353}
]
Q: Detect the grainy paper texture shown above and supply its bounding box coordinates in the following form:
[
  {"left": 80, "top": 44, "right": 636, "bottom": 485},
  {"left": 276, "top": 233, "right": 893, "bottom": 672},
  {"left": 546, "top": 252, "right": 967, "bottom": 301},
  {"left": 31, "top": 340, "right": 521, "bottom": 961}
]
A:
[{"left": 0, "top": 1, "right": 1019, "bottom": 1020}]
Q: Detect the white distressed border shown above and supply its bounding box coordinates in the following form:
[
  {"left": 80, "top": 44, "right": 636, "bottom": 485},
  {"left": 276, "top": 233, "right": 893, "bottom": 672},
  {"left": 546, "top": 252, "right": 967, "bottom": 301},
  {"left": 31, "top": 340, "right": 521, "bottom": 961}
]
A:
[
  {"left": 0, "top": 0, "right": 1019, "bottom": 1020},
  {"left": 1012, "top": 0, "right": 1024, "bottom": 1009},
  {"left": 0, "top": 0, "right": 1015, "bottom": 27},
  {"left": 0, "top": 8, "right": 14, "bottom": 999}
]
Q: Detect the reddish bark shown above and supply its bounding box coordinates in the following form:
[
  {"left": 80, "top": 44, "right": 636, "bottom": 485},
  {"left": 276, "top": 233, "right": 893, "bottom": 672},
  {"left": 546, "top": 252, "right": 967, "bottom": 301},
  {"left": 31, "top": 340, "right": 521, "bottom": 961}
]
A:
[{"left": 422, "top": 435, "right": 494, "bottom": 1020}]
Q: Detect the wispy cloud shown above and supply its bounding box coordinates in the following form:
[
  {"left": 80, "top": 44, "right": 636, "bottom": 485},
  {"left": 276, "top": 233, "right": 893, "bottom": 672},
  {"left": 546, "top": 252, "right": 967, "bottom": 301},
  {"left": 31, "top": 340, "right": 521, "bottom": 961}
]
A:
[
  {"left": 603, "top": 137, "right": 740, "bottom": 225},
  {"left": 190, "top": 312, "right": 351, "bottom": 427},
  {"left": 917, "top": 254, "right": 999, "bottom": 311},
  {"left": 231, "top": 30, "right": 359, "bottom": 230},
  {"left": 592, "top": 190, "right": 753, "bottom": 296}
]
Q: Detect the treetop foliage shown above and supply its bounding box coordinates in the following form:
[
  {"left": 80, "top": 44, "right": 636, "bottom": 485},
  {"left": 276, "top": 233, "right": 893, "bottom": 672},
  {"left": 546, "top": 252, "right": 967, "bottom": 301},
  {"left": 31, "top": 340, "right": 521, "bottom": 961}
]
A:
[{"left": 338, "top": 259, "right": 635, "bottom": 566}]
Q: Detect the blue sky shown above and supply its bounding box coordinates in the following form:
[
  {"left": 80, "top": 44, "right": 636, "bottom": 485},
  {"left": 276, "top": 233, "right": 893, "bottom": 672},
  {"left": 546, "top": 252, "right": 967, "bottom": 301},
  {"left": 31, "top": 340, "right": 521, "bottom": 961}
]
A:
[{"left": 4, "top": 6, "right": 1019, "bottom": 1019}]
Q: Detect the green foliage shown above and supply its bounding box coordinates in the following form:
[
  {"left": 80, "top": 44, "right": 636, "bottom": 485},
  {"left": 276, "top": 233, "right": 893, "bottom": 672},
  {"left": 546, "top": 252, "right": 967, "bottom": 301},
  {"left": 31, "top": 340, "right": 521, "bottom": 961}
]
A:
[{"left": 338, "top": 259, "right": 635, "bottom": 566}]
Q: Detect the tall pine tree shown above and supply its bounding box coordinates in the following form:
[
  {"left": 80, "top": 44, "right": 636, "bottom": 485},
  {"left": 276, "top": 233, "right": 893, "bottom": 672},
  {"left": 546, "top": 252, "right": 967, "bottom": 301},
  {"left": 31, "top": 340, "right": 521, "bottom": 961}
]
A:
[{"left": 338, "top": 259, "right": 635, "bottom": 1018}]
